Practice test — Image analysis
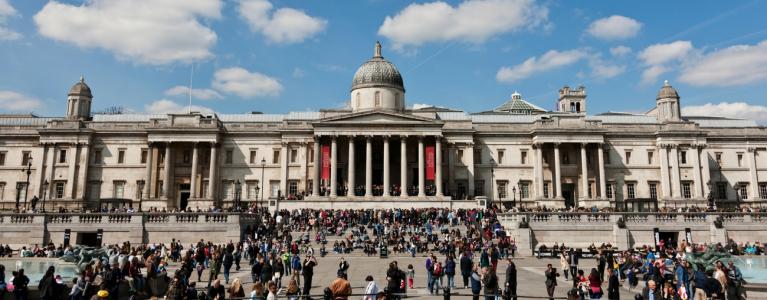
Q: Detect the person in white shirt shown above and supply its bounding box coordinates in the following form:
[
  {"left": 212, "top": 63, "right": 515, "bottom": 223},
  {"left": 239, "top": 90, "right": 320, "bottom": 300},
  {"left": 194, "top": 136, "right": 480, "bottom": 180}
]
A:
[{"left": 363, "top": 275, "right": 378, "bottom": 300}]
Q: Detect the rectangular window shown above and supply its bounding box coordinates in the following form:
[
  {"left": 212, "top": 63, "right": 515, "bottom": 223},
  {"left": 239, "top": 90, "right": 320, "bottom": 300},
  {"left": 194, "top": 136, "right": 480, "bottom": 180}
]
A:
[
  {"left": 649, "top": 182, "right": 658, "bottom": 199},
  {"left": 457, "top": 149, "right": 464, "bottom": 161},
  {"left": 759, "top": 183, "right": 767, "bottom": 199},
  {"left": 647, "top": 151, "right": 654, "bottom": 165},
  {"left": 588, "top": 182, "right": 593, "bottom": 198},
  {"left": 715, "top": 152, "right": 722, "bottom": 165},
  {"left": 273, "top": 149, "right": 280, "bottom": 164},
  {"left": 543, "top": 182, "right": 549, "bottom": 199},
  {"left": 53, "top": 182, "right": 64, "bottom": 199},
  {"left": 738, "top": 184, "right": 748, "bottom": 200},
  {"left": 473, "top": 149, "right": 482, "bottom": 164},
  {"left": 627, "top": 183, "right": 636, "bottom": 199},
  {"left": 158, "top": 181, "right": 164, "bottom": 197},
  {"left": 680, "top": 150, "right": 687, "bottom": 164},
  {"left": 604, "top": 150, "right": 611, "bottom": 164},
  {"left": 497, "top": 181, "right": 507, "bottom": 199},
  {"left": 141, "top": 149, "right": 148, "bottom": 164},
  {"left": 247, "top": 180, "right": 260, "bottom": 199},
  {"left": 737, "top": 154, "right": 743, "bottom": 167},
  {"left": 309, "top": 147, "right": 314, "bottom": 163},
  {"left": 183, "top": 150, "right": 191, "bottom": 163},
  {"left": 717, "top": 182, "right": 727, "bottom": 199},
  {"left": 474, "top": 180, "right": 485, "bottom": 196},
  {"left": 497, "top": 149, "right": 504, "bottom": 164},
  {"left": 682, "top": 182, "right": 692, "bottom": 199},
  {"left": 136, "top": 180, "right": 145, "bottom": 199},
  {"left": 158, "top": 150, "right": 164, "bottom": 164},
  {"left": 521, "top": 182, "right": 530, "bottom": 199},
  {"left": 520, "top": 150, "right": 527, "bottom": 164},
  {"left": 625, "top": 151, "right": 631, "bottom": 165},
  {"left": 250, "top": 149, "right": 258, "bottom": 164},
  {"left": 202, "top": 181, "right": 209, "bottom": 199},
  {"left": 288, "top": 181, "right": 298, "bottom": 196},
  {"left": 225, "top": 149, "right": 233, "bottom": 164},
  {"left": 222, "top": 181, "right": 234, "bottom": 200},
  {"left": 0, "top": 151, "right": 5, "bottom": 166},
  {"left": 117, "top": 149, "right": 126, "bottom": 164},
  {"left": 59, "top": 149, "right": 67, "bottom": 163},
  {"left": 0, "top": 182, "right": 4, "bottom": 200},
  {"left": 94, "top": 149, "right": 103, "bottom": 164},
  {"left": 88, "top": 182, "right": 101, "bottom": 202},
  {"left": 606, "top": 183, "right": 614, "bottom": 199},
  {"left": 290, "top": 149, "right": 298, "bottom": 163},
  {"left": 22, "top": 151, "right": 31, "bottom": 166},
  {"left": 112, "top": 181, "right": 125, "bottom": 198}
]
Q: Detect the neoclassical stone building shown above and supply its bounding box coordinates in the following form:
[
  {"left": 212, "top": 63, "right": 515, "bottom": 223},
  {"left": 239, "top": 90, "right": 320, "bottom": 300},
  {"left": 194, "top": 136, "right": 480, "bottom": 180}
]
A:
[{"left": 1, "top": 42, "right": 765, "bottom": 211}]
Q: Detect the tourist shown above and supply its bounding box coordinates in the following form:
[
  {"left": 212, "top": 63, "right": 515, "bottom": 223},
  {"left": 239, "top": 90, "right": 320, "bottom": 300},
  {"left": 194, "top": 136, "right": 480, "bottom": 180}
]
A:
[
  {"left": 338, "top": 257, "right": 349, "bottom": 279},
  {"left": 588, "top": 268, "right": 603, "bottom": 299},
  {"left": 286, "top": 278, "right": 300, "bottom": 300},
  {"left": 560, "top": 251, "right": 569, "bottom": 280},
  {"left": 504, "top": 258, "right": 517, "bottom": 300},
  {"left": 568, "top": 249, "right": 580, "bottom": 287},
  {"left": 482, "top": 266, "right": 499, "bottom": 300},
  {"left": 606, "top": 268, "right": 619, "bottom": 300},
  {"left": 364, "top": 275, "right": 378, "bottom": 300},
  {"left": 266, "top": 281, "right": 278, "bottom": 300},
  {"left": 38, "top": 266, "right": 57, "bottom": 300},
  {"left": 251, "top": 255, "right": 262, "bottom": 284},
  {"left": 445, "top": 254, "right": 456, "bottom": 289},
  {"left": 726, "top": 260, "right": 743, "bottom": 300},
  {"left": 544, "top": 264, "right": 558, "bottom": 300},
  {"left": 460, "top": 251, "right": 473, "bottom": 288},
  {"left": 385, "top": 262, "right": 402, "bottom": 300},
  {"left": 222, "top": 248, "right": 233, "bottom": 284},
  {"left": 208, "top": 253, "right": 222, "bottom": 288},
  {"left": 165, "top": 277, "right": 185, "bottom": 299},
  {"left": 430, "top": 260, "right": 443, "bottom": 295},
  {"left": 228, "top": 278, "right": 245, "bottom": 298},
  {"left": 250, "top": 282, "right": 265, "bottom": 300},
  {"left": 0, "top": 264, "right": 5, "bottom": 298},
  {"left": 302, "top": 255, "right": 317, "bottom": 297},
  {"left": 470, "top": 266, "right": 482, "bottom": 300},
  {"left": 12, "top": 268, "right": 29, "bottom": 300},
  {"left": 406, "top": 264, "right": 415, "bottom": 289},
  {"left": 425, "top": 253, "right": 434, "bottom": 292},
  {"left": 661, "top": 282, "right": 680, "bottom": 300},
  {"left": 207, "top": 279, "right": 225, "bottom": 300},
  {"left": 330, "top": 271, "right": 352, "bottom": 300},
  {"left": 641, "top": 280, "right": 661, "bottom": 300},
  {"left": 713, "top": 261, "right": 727, "bottom": 294}
]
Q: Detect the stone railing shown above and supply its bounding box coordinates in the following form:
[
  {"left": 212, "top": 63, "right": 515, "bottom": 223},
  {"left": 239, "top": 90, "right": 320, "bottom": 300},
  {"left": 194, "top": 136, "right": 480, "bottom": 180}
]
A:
[{"left": 500, "top": 212, "right": 767, "bottom": 229}]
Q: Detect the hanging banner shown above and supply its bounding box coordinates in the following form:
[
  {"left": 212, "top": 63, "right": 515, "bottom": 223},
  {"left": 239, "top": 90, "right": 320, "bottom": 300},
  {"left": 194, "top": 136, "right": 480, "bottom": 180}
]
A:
[
  {"left": 425, "top": 145, "right": 435, "bottom": 180},
  {"left": 321, "top": 145, "right": 331, "bottom": 180}
]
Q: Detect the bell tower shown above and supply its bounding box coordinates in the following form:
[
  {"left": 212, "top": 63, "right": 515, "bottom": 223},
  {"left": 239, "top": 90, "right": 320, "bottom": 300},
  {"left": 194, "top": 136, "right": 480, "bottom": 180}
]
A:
[
  {"left": 557, "top": 85, "right": 586, "bottom": 113},
  {"left": 66, "top": 76, "right": 93, "bottom": 121},
  {"left": 655, "top": 80, "right": 681, "bottom": 123}
]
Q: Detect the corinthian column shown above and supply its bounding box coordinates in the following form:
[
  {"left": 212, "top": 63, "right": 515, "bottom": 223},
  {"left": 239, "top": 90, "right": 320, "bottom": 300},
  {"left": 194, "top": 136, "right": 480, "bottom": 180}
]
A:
[
  {"left": 418, "top": 137, "right": 425, "bottom": 197},
  {"left": 580, "top": 143, "right": 589, "bottom": 200},
  {"left": 330, "top": 137, "right": 337, "bottom": 197},
  {"left": 365, "top": 136, "right": 372, "bottom": 198},
  {"left": 143, "top": 143, "right": 154, "bottom": 199},
  {"left": 435, "top": 137, "right": 443, "bottom": 197},
  {"left": 554, "top": 143, "right": 561, "bottom": 199},
  {"left": 383, "top": 136, "right": 390, "bottom": 197},
  {"left": 400, "top": 137, "right": 408, "bottom": 199},
  {"left": 347, "top": 137, "right": 356, "bottom": 198}
]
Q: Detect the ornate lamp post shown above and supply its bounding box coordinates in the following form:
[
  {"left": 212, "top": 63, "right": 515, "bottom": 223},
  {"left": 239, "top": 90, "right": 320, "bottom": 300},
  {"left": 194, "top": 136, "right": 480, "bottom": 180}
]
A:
[
  {"left": 22, "top": 157, "right": 32, "bottom": 209},
  {"left": 41, "top": 180, "right": 49, "bottom": 212},
  {"left": 234, "top": 179, "right": 241, "bottom": 211},
  {"left": 15, "top": 182, "right": 23, "bottom": 210},
  {"left": 517, "top": 180, "right": 523, "bottom": 209},
  {"left": 512, "top": 186, "right": 517, "bottom": 209}
]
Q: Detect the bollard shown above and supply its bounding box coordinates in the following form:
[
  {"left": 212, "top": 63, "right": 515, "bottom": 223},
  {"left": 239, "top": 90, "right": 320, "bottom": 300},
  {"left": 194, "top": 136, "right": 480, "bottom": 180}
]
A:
[{"left": 443, "top": 287, "right": 451, "bottom": 300}]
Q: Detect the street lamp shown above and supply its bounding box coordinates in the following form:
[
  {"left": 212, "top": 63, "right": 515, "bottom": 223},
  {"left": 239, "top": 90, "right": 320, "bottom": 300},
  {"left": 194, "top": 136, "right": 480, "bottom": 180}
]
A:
[
  {"left": 516, "top": 180, "right": 523, "bottom": 209},
  {"left": 234, "top": 179, "right": 242, "bottom": 211},
  {"left": 15, "top": 182, "right": 23, "bottom": 210},
  {"left": 260, "top": 158, "right": 266, "bottom": 212},
  {"left": 42, "top": 180, "right": 49, "bottom": 212},
  {"left": 489, "top": 157, "right": 495, "bottom": 209},
  {"left": 22, "top": 157, "right": 32, "bottom": 209},
  {"left": 512, "top": 186, "right": 517, "bottom": 209}
]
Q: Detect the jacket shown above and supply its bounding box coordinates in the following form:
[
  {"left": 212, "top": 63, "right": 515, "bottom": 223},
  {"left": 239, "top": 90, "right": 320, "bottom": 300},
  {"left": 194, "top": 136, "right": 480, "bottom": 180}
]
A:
[
  {"left": 505, "top": 264, "right": 517, "bottom": 288},
  {"left": 460, "top": 255, "right": 473, "bottom": 275},
  {"left": 470, "top": 272, "right": 482, "bottom": 294},
  {"left": 482, "top": 272, "right": 498, "bottom": 296},
  {"left": 607, "top": 274, "right": 620, "bottom": 300},
  {"left": 641, "top": 287, "right": 661, "bottom": 300},
  {"left": 444, "top": 259, "right": 456, "bottom": 275}
]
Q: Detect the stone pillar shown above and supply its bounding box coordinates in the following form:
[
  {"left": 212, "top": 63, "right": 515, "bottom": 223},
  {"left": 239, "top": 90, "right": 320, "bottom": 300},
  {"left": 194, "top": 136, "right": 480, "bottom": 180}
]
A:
[
  {"left": 330, "top": 137, "right": 338, "bottom": 197},
  {"left": 467, "top": 144, "right": 475, "bottom": 198},
  {"left": 299, "top": 142, "right": 308, "bottom": 193},
  {"left": 534, "top": 144, "right": 543, "bottom": 198},
  {"left": 347, "top": 137, "right": 356, "bottom": 198},
  {"left": 554, "top": 143, "right": 562, "bottom": 198},
  {"left": 312, "top": 137, "right": 320, "bottom": 196},
  {"left": 669, "top": 145, "right": 681, "bottom": 199},
  {"left": 163, "top": 143, "right": 172, "bottom": 199},
  {"left": 748, "top": 147, "right": 759, "bottom": 200},
  {"left": 143, "top": 143, "right": 154, "bottom": 199},
  {"left": 46, "top": 144, "right": 56, "bottom": 199},
  {"left": 280, "top": 142, "right": 288, "bottom": 197},
  {"left": 701, "top": 146, "right": 711, "bottom": 197},
  {"left": 65, "top": 144, "right": 78, "bottom": 199},
  {"left": 691, "top": 145, "right": 703, "bottom": 199},
  {"left": 580, "top": 143, "right": 589, "bottom": 199},
  {"left": 448, "top": 143, "right": 456, "bottom": 196},
  {"left": 400, "top": 137, "right": 408, "bottom": 199},
  {"left": 598, "top": 144, "right": 606, "bottom": 199},
  {"left": 34, "top": 144, "right": 47, "bottom": 197},
  {"left": 190, "top": 143, "right": 199, "bottom": 198},
  {"left": 383, "top": 136, "right": 391, "bottom": 197},
  {"left": 365, "top": 137, "right": 373, "bottom": 198},
  {"left": 208, "top": 144, "right": 218, "bottom": 200},
  {"left": 435, "top": 137, "right": 443, "bottom": 197},
  {"left": 659, "top": 145, "right": 671, "bottom": 199},
  {"left": 76, "top": 145, "right": 90, "bottom": 200},
  {"left": 418, "top": 137, "right": 425, "bottom": 197}
]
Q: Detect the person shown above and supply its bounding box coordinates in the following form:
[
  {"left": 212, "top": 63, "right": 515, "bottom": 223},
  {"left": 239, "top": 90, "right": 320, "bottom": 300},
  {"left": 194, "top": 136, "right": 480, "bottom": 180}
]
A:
[
  {"left": 207, "top": 279, "right": 225, "bottom": 300},
  {"left": 460, "top": 252, "right": 473, "bottom": 289},
  {"left": 228, "top": 278, "right": 246, "bottom": 299},
  {"left": 406, "top": 265, "right": 415, "bottom": 290},
  {"left": 303, "top": 255, "right": 317, "bottom": 297},
  {"left": 338, "top": 258, "right": 350, "bottom": 279},
  {"left": 425, "top": 254, "right": 434, "bottom": 293},
  {"left": 430, "top": 261, "right": 443, "bottom": 295},
  {"left": 330, "top": 271, "right": 352, "bottom": 300},
  {"left": 251, "top": 255, "right": 263, "bottom": 284},
  {"left": 482, "top": 267, "right": 498, "bottom": 300},
  {"left": 250, "top": 282, "right": 265, "bottom": 300},
  {"left": 445, "top": 255, "right": 456, "bottom": 289},
  {"left": 661, "top": 282, "right": 679, "bottom": 300},
  {"left": 69, "top": 277, "right": 85, "bottom": 300},
  {"left": 560, "top": 252, "right": 570, "bottom": 280},
  {"left": 286, "top": 278, "right": 300, "bottom": 300},
  {"left": 386, "top": 262, "right": 402, "bottom": 300},
  {"left": 606, "top": 268, "right": 619, "bottom": 300},
  {"left": 222, "top": 249, "right": 234, "bottom": 284},
  {"left": 504, "top": 258, "right": 517, "bottom": 300},
  {"left": 364, "top": 275, "right": 378, "bottom": 300},
  {"left": 266, "top": 281, "right": 278, "bottom": 300},
  {"left": 38, "top": 266, "right": 57, "bottom": 300},
  {"left": 208, "top": 253, "right": 221, "bottom": 288},
  {"left": 642, "top": 280, "right": 661, "bottom": 300},
  {"left": 12, "top": 268, "right": 29, "bottom": 300},
  {"left": 469, "top": 266, "right": 481, "bottom": 300},
  {"left": 544, "top": 264, "right": 558, "bottom": 300},
  {"left": 588, "top": 268, "right": 603, "bottom": 299},
  {"left": 726, "top": 260, "right": 743, "bottom": 300},
  {"left": 568, "top": 249, "right": 579, "bottom": 287}
]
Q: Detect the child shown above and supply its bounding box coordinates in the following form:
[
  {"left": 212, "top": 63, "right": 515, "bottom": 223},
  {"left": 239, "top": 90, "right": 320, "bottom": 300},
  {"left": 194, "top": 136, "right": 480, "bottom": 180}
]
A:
[{"left": 407, "top": 264, "right": 415, "bottom": 289}]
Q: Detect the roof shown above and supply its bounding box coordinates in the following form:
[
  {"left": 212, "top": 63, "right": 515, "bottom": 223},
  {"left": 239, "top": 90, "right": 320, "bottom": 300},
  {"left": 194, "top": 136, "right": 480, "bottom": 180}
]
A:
[
  {"left": 657, "top": 80, "right": 679, "bottom": 99},
  {"left": 92, "top": 114, "right": 165, "bottom": 122},
  {"left": 351, "top": 42, "right": 404, "bottom": 92},
  {"left": 684, "top": 117, "right": 760, "bottom": 128},
  {"left": 470, "top": 114, "right": 541, "bottom": 123},
  {"left": 587, "top": 115, "right": 658, "bottom": 124},
  {"left": 493, "top": 93, "right": 546, "bottom": 113},
  {"left": 0, "top": 116, "right": 57, "bottom": 126},
  {"left": 68, "top": 76, "right": 93, "bottom": 98}
]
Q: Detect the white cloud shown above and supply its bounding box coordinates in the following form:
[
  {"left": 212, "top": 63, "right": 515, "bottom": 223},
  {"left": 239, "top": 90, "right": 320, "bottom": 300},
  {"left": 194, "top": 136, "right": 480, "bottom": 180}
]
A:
[
  {"left": 682, "top": 102, "right": 767, "bottom": 123},
  {"left": 378, "top": 0, "right": 548, "bottom": 49},
  {"left": 586, "top": 15, "right": 642, "bottom": 40},
  {"left": 496, "top": 49, "right": 588, "bottom": 82},
  {"left": 292, "top": 67, "right": 305, "bottom": 78},
  {"left": 679, "top": 40, "right": 767, "bottom": 87},
  {"left": 0, "top": 0, "right": 20, "bottom": 40},
  {"left": 212, "top": 67, "right": 282, "bottom": 98},
  {"left": 34, "top": 0, "right": 221, "bottom": 65},
  {"left": 0, "top": 90, "right": 43, "bottom": 112},
  {"left": 238, "top": 0, "right": 326, "bottom": 44},
  {"left": 164, "top": 85, "right": 223, "bottom": 100},
  {"left": 638, "top": 40, "right": 693, "bottom": 84},
  {"left": 144, "top": 99, "right": 214, "bottom": 115},
  {"left": 590, "top": 60, "right": 625, "bottom": 79},
  {"left": 609, "top": 46, "right": 631, "bottom": 57}
]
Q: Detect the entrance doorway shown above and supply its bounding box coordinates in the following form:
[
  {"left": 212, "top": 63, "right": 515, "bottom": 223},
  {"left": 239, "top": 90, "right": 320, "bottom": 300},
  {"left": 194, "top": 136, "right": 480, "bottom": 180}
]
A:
[
  {"left": 77, "top": 232, "right": 100, "bottom": 247},
  {"left": 658, "top": 231, "right": 678, "bottom": 249},
  {"left": 179, "top": 183, "right": 190, "bottom": 210},
  {"left": 562, "top": 183, "right": 575, "bottom": 208}
]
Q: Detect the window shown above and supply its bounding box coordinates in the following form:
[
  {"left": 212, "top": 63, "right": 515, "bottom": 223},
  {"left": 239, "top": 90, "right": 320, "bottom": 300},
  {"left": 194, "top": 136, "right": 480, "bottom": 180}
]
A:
[
  {"left": 94, "top": 149, "right": 103, "bottom": 164},
  {"left": 250, "top": 150, "right": 258, "bottom": 164},
  {"left": 649, "top": 182, "right": 658, "bottom": 199},
  {"left": 290, "top": 149, "right": 298, "bottom": 163},
  {"left": 225, "top": 149, "right": 233, "bottom": 164},
  {"left": 738, "top": 184, "right": 748, "bottom": 200},
  {"left": 136, "top": 180, "right": 145, "bottom": 199},
  {"left": 355, "top": 93, "right": 360, "bottom": 108},
  {"left": 58, "top": 149, "right": 67, "bottom": 163},
  {"left": 273, "top": 149, "right": 280, "bottom": 164},
  {"left": 309, "top": 147, "right": 314, "bottom": 163},
  {"left": 141, "top": 149, "right": 148, "bottom": 164},
  {"left": 717, "top": 183, "right": 727, "bottom": 199},
  {"left": 158, "top": 181, "right": 164, "bottom": 197},
  {"left": 497, "top": 181, "right": 507, "bottom": 198},
  {"left": 22, "top": 151, "right": 31, "bottom": 166},
  {"left": 374, "top": 91, "right": 381, "bottom": 107},
  {"left": 759, "top": 183, "right": 767, "bottom": 199},
  {"left": 543, "top": 182, "right": 549, "bottom": 198},
  {"left": 289, "top": 181, "right": 298, "bottom": 196},
  {"left": 520, "top": 182, "right": 530, "bottom": 199},
  {"left": 474, "top": 180, "right": 485, "bottom": 196},
  {"left": 497, "top": 149, "right": 504, "bottom": 164},
  {"left": 520, "top": 150, "right": 527, "bottom": 164},
  {"left": 715, "top": 152, "right": 722, "bottom": 165},
  {"left": 158, "top": 150, "right": 164, "bottom": 164},
  {"left": 562, "top": 152, "right": 570, "bottom": 164},
  {"left": 627, "top": 183, "right": 636, "bottom": 199},
  {"left": 222, "top": 181, "right": 234, "bottom": 200},
  {"left": 112, "top": 181, "right": 125, "bottom": 198},
  {"left": 0, "top": 151, "right": 5, "bottom": 166},
  {"left": 606, "top": 183, "right": 614, "bottom": 199},
  {"left": 737, "top": 154, "right": 743, "bottom": 167},
  {"left": 604, "top": 150, "right": 611, "bottom": 164},
  {"left": 682, "top": 182, "right": 692, "bottom": 199},
  {"left": 183, "top": 150, "right": 191, "bottom": 163},
  {"left": 0, "top": 182, "right": 4, "bottom": 200},
  {"left": 247, "top": 181, "right": 260, "bottom": 199},
  {"left": 625, "top": 151, "right": 631, "bottom": 164},
  {"left": 88, "top": 182, "right": 101, "bottom": 202},
  {"left": 117, "top": 149, "right": 125, "bottom": 164},
  {"left": 457, "top": 149, "right": 464, "bottom": 161},
  {"left": 473, "top": 149, "right": 481, "bottom": 164},
  {"left": 680, "top": 150, "right": 687, "bottom": 164},
  {"left": 199, "top": 181, "right": 207, "bottom": 198},
  {"left": 647, "top": 151, "right": 654, "bottom": 165},
  {"left": 588, "top": 182, "right": 593, "bottom": 198},
  {"left": 52, "top": 182, "right": 64, "bottom": 199}
]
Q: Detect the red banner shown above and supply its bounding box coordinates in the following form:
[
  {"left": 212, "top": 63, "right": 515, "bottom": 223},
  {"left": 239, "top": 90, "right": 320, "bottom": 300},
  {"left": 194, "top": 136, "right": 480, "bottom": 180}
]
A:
[
  {"left": 321, "top": 145, "right": 331, "bottom": 180},
  {"left": 425, "top": 145, "right": 435, "bottom": 181}
]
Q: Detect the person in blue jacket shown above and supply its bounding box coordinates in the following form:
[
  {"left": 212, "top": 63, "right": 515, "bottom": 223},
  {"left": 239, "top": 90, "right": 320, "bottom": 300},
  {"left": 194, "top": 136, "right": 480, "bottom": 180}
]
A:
[{"left": 470, "top": 266, "right": 482, "bottom": 300}]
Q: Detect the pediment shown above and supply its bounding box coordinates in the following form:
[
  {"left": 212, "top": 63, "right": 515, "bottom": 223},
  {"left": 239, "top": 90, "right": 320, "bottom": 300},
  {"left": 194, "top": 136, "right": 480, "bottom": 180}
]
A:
[{"left": 315, "top": 110, "right": 441, "bottom": 125}]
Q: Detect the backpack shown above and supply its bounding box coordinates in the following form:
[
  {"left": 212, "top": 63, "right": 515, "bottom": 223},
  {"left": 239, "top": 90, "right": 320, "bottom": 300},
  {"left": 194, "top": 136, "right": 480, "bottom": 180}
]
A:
[{"left": 433, "top": 263, "right": 443, "bottom": 276}]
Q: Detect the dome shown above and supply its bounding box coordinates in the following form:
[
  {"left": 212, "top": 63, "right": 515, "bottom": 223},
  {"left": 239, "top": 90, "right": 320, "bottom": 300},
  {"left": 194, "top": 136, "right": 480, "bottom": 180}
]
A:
[
  {"left": 351, "top": 42, "right": 404, "bottom": 92},
  {"left": 656, "top": 80, "right": 679, "bottom": 100},
  {"left": 68, "top": 76, "right": 92, "bottom": 98}
]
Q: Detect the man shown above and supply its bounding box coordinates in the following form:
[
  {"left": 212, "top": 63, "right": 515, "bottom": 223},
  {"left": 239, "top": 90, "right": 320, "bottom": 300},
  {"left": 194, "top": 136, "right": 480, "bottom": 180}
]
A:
[
  {"left": 482, "top": 267, "right": 499, "bottom": 300},
  {"left": 641, "top": 280, "right": 661, "bottom": 300},
  {"left": 461, "top": 251, "right": 473, "bottom": 289},
  {"left": 568, "top": 249, "right": 579, "bottom": 287},
  {"left": 329, "top": 270, "right": 352, "bottom": 300},
  {"left": 675, "top": 261, "right": 689, "bottom": 298},
  {"left": 386, "top": 262, "right": 403, "bottom": 300},
  {"left": 606, "top": 267, "right": 619, "bottom": 300},
  {"left": 693, "top": 264, "right": 707, "bottom": 300},
  {"left": 303, "top": 255, "right": 317, "bottom": 297},
  {"left": 726, "top": 260, "right": 743, "bottom": 300},
  {"left": 504, "top": 258, "right": 517, "bottom": 300},
  {"left": 544, "top": 264, "right": 558, "bottom": 300},
  {"left": 207, "top": 279, "right": 226, "bottom": 300},
  {"left": 425, "top": 253, "right": 434, "bottom": 293},
  {"left": 338, "top": 257, "right": 350, "bottom": 279},
  {"left": 222, "top": 249, "right": 233, "bottom": 284}
]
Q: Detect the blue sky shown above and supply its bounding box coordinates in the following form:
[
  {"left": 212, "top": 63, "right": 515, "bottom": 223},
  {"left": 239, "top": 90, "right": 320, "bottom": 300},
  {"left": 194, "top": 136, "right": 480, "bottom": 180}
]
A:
[{"left": 1, "top": 0, "right": 766, "bottom": 123}]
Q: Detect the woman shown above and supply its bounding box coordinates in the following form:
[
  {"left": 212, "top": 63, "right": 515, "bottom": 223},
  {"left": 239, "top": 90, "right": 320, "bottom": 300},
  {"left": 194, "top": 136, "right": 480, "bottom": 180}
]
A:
[
  {"left": 588, "top": 268, "right": 602, "bottom": 299},
  {"left": 285, "top": 278, "right": 300, "bottom": 300},
  {"left": 38, "top": 266, "right": 57, "bottom": 300},
  {"left": 661, "top": 282, "right": 680, "bottom": 300},
  {"left": 228, "top": 278, "right": 245, "bottom": 299},
  {"left": 363, "top": 275, "right": 378, "bottom": 300},
  {"left": 266, "top": 281, "right": 278, "bottom": 300},
  {"left": 470, "top": 266, "right": 482, "bottom": 300},
  {"left": 560, "top": 252, "right": 570, "bottom": 280},
  {"left": 250, "top": 281, "right": 265, "bottom": 300}
]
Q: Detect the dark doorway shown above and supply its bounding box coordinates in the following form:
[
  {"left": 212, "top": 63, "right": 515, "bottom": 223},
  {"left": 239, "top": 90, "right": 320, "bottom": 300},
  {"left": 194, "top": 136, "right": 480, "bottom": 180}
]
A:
[
  {"left": 658, "top": 231, "right": 678, "bottom": 249},
  {"left": 562, "top": 183, "right": 576, "bottom": 208},
  {"left": 179, "top": 183, "right": 191, "bottom": 210},
  {"left": 77, "top": 232, "right": 100, "bottom": 247}
]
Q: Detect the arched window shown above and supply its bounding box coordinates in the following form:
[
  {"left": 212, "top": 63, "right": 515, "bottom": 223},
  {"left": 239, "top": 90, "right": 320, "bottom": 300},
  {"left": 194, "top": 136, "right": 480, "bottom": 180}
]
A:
[
  {"left": 355, "top": 92, "right": 360, "bottom": 108},
  {"left": 575, "top": 102, "right": 581, "bottom": 112},
  {"left": 570, "top": 102, "right": 576, "bottom": 112},
  {"left": 374, "top": 91, "right": 381, "bottom": 107}
]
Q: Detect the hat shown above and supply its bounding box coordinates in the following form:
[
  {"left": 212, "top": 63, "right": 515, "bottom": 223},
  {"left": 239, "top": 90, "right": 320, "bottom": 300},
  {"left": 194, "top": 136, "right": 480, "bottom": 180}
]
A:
[{"left": 97, "top": 290, "right": 109, "bottom": 298}]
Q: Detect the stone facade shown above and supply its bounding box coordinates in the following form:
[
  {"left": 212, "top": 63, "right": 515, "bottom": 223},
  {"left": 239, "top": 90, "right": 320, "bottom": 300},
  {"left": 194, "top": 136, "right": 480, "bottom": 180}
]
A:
[{"left": 0, "top": 43, "right": 766, "bottom": 211}]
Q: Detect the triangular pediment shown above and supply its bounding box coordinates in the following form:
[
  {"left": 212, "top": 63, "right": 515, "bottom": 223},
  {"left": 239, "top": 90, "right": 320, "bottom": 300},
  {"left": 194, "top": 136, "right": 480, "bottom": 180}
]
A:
[{"left": 316, "top": 110, "right": 440, "bottom": 125}]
